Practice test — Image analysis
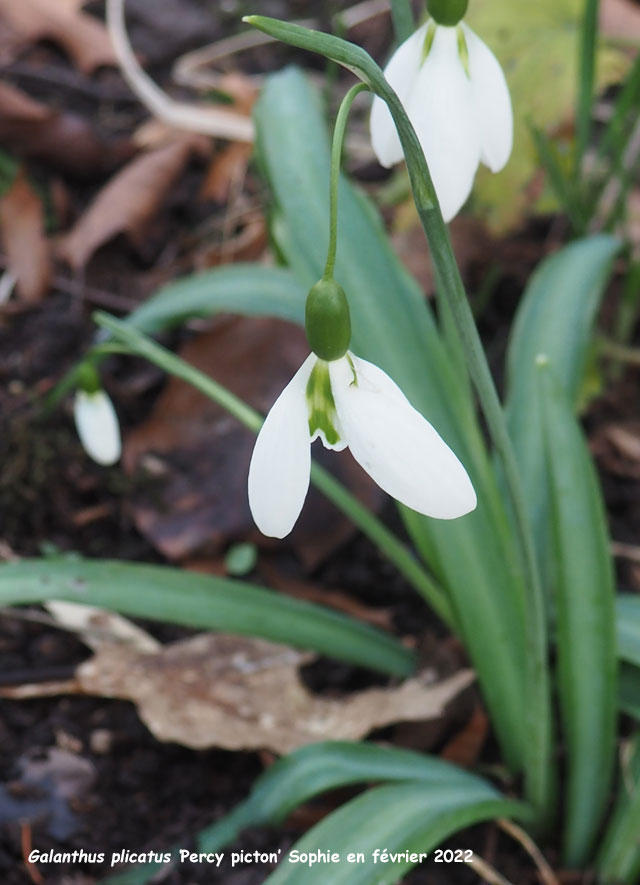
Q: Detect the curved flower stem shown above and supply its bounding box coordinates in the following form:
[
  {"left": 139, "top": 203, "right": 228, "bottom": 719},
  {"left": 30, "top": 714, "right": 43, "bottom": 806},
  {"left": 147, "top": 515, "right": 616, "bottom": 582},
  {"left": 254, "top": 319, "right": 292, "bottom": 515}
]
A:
[
  {"left": 243, "top": 15, "right": 554, "bottom": 828},
  {"left": 92, "top": 311, "right": 457, "bottom": 630},
  {"left": 324, "top": 83, "right": 369, "bottom": 280}
]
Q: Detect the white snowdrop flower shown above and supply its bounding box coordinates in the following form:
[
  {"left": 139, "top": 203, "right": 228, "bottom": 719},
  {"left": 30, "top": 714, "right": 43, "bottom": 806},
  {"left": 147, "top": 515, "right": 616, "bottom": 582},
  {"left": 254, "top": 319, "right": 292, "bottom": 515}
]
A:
[
  {"left": 74, "top": 388, "right": 121, "bottom": 466},
  {"left": 248, "top": 351, "right": 477, "bottom": 538},
  {"left": 370, "top": 14, "right": 513, "bottom": 222}
]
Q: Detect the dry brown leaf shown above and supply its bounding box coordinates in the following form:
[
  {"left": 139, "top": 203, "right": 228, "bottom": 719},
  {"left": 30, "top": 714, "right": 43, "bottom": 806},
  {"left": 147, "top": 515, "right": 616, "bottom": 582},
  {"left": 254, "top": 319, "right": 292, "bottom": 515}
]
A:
[
  {"left": 44, "top": 601, "right": 160, "bottom": 653},
  {"left": 123, "top": 317, "right": 380, "bottom": 568},
  {"left": 591, "top": 421, "right": 640, "bottom": 478},
  {"left": 0, "top": 0, "right": 117, "bottom": 73},
  {"left": 0, "top": 168, "right": 51, "bottom": 302},
  {"left": 76, "top": 633, "right": 474, "bottom": 752},
  {"left": 55, "top": 137, "right": 205, "bottom": 269},
  {"left": 601, "top": 0, "right": 640, "bottom": 41},
  {"left": 440, "top": 706, "right": 489, "bottom": 768},
  {"left": 200, "top": 142, "right": 253, "bottom": 204},
  {"left": 0, "top": 81, "right": 132, "bottom": 178}
]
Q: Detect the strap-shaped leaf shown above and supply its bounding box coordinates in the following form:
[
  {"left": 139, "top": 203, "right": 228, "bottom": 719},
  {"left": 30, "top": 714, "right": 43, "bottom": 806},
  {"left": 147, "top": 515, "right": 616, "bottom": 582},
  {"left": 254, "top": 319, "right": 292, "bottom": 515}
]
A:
[
  {"left": 103, "top": 742, "right": 516, "bottom": 885},
  {"left": 126, "top": 264, "right": 305, "bottom": 334},
  {"left": 537, "top": 360, "right": 617, "bottom": 866},
  {"left": 0, "top": 559, "right": 413, "bottom": 677},
  {"left": 264, "top": 780, "right": 529, "bottom": 884},
  {"left": 505, "top": 235, "right": 619, "bottom": 590}
]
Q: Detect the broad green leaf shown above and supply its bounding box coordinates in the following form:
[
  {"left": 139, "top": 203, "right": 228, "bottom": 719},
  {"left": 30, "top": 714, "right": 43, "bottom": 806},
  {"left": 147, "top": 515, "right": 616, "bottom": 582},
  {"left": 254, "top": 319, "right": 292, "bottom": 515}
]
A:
[
  {"left": 200, "top": 741, "right": 498, "bottom": 852},
  {"left": 255, "top": 66, "right": 528, "bottom": 771},
  {"left": 0, "top": 559, "right": 413, "bottom": 677},
  {"left": 617, "top": 595, "right": 640, "bottom": 668},
  {"left": 597, "top": 735, "right": 640, "bottom": 885},
  {"left": 505, "top": 235, "right": 619, "bottom": 592},
  {"left": 126, "top": 264, "right": 305, "bottom": 335},
  {"left": 103, "top": 742, "right": 512, "bottom": 885},
  {"left": 264, "top": 780, "right": 530, "bottom": 884},
  {"left": 466, "top": 0, "right": 629, "bottom": 231},
  {"left": 538, "top": 361, "right": 617, "bottom": 866}
]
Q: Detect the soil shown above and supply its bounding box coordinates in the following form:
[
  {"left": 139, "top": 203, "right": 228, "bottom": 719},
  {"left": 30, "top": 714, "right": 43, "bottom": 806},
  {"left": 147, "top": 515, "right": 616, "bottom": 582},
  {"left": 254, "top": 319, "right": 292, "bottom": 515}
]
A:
[{"left": 1, "top": 2, "right": 639, "bottom": 885}]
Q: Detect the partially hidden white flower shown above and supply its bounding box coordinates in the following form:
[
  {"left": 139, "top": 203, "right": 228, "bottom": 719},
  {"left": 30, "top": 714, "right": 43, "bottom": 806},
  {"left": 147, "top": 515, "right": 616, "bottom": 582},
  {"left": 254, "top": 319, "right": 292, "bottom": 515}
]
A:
[
  {"left": 74, "top": 389, "right": 122, "bottom": 466},
  {"left": 370, "top": 21, "right": 513, "bottom": 222},
  {"left": 248, "top": 352, "right": 476, "bottom": 538}
]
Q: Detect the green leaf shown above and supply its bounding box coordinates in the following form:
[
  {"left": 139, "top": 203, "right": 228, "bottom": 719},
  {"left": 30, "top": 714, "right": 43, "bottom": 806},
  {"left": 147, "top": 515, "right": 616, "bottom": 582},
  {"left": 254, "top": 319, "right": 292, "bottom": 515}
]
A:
[
  {"left": 505, "top": 235, "right": 619, "bottom": 591},
  {"left": 254, "top": 65, "right": 529, "bottom": 772},
  {"left": 126, "top": 264, "right": 305, "bottom": 335},
  {"left": 537, "top": 359, "right": 617, "bottom": 866},
  {"left": 200, "top": 741, "right": 500, "bottom": 853},
  {"left": 617, "top": 595, "right": 640, "bottom": 668},
  {"left": 597, "top": 735, "right": 640, "bottom": 885},
  {"left": 465, "top": 0, "right": 629, "bottom": 231},
  {"left": 264, "top": 780, "right": 530, "bottom": 884},
  {"left": 0, "top": 559, "right": 414, "bottom": 677},
  {"left": 102, "top": 742, "right": 517, "bottom": 885}
]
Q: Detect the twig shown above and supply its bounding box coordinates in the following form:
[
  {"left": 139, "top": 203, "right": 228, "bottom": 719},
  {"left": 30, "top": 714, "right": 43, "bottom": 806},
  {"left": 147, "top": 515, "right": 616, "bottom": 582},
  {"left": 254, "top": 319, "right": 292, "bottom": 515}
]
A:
[
  {"left": 21, "top": 822, "right": 44, "bottom": 885},
  {"left": 466, "top": 852, "right": 516, "bottom": 885},
  {"left": 611, "top": 541, "right": 640, "bottom": 564},
  {"left": 498, "top": 819, "right": 560, "bottom": 885},
  {"left": 105, "top": 0, "right": 254, "bottom": 143}
]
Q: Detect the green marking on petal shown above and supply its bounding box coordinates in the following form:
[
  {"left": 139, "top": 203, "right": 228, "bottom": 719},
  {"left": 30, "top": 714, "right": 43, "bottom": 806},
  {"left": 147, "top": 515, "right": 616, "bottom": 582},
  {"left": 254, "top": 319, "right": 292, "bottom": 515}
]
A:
[
  {"left": 456, "top": 25, "right": 470, "bottom": 78},
  {"left": 421, "top": 19, "right": 437, "bottom": 65},
  {"left": 306, "top": 360, "right": 342, "bottom": 447}
]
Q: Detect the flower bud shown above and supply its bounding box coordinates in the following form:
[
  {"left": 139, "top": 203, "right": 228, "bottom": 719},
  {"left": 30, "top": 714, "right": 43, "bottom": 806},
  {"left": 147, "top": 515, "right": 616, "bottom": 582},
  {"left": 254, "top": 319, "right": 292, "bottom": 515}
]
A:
[
  {"left": 305, "top": 278, "right": 351, "bottom": 362},
  {"left": 427, "top": 0, "right": 469, "bottom": 27}
]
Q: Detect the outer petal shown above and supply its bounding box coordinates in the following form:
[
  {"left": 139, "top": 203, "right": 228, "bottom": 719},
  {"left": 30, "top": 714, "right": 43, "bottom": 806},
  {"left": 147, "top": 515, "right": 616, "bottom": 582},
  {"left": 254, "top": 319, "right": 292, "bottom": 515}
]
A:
[
  {"left": 248, "top": 354, "right": 315, "bottom": 539},
  {"left": 370, "top": 22, "right": 429, "bottom": 168},
  {"left": 463, "top": 23, "right": 513, "bottom": 172},
  {"left": 74, "top": 389, "right": 121, "bottom": 466},
  {"left": 408, "top": 25, "right": 481, "bottom": 221},
  {"left": 330, "top": 355, "right": 477, "bottom": 519}
]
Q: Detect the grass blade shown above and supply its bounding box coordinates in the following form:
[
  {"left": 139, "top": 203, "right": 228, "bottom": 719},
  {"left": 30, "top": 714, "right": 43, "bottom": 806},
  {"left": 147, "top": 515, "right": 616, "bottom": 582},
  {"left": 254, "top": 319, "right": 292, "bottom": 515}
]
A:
[{"left": 537, "top": 359, "right": 617, "bottom": 866}]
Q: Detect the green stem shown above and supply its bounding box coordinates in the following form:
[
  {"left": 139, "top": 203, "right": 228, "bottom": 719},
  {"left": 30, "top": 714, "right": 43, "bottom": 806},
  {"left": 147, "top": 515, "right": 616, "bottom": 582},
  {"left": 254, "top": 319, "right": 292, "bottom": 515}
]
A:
[
  {"left": 241, "top": 14, "right": 554, "bottom": 826},
  {"left": 324, "top": 83, "right": 368, "bottom": 280},
  {"left": 93, "top": 311, "right": 456, "bottom": 629},
  {"left": 575, "top": 0, "right": 600, "bottom": 176},
  {"left": 390, "top": 0, "right": 415, "bottom": 44}
]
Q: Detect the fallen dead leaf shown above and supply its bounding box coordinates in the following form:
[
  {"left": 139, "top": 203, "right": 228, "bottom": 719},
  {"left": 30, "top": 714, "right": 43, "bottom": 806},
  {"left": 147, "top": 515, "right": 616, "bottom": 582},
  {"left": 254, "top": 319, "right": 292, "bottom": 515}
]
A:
[
  {"left": 0, "top": 168, "right": 51, "bottom": 302},
  {"left": 55, "top": 136, "right": 207, "bottom": 269},
  {"left": 591, "top": 421, "right": 640, "bottom": 478},
  {"left": 0, "top": 81, "right": 132, "bottom": 178},
  {"left": 74, "top": 633, "right": 474, "bottom": 753},
  {"left": 0, "top": 0, "right": 117, "bottom": 73},
  {"left": 200, "top": 141, "right": 253, "bottom": 204},
  {"left": 123, "top": 316, "right": 380, "bottom": 568},
  {"left": 440, "top": 706, "right": 490, "bottom": 768},
  {"left": 44, "top": 600, "right": 160, "bottom": 653}
]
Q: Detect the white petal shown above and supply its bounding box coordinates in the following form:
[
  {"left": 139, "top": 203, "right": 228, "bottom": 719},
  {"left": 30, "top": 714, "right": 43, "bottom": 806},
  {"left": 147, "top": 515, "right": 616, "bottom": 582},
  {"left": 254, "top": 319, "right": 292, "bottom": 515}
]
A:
[
  {"left": 463, "top": 23, "right": 513, "bottom": 172},
  {"left": 74, "top": 389, "right": 121, "bottom": 466},
  {"left": 407, "top": 26, "right": 481, "bottom": 221},
  {"left": 330, "top": 355, "right": 477, "bottom": 519},
  {"left": 370, "top": 22, "right": 430, "bottom": 168},
  {"left": 248, "top": 354, "right": 315, "bottom": 539}
]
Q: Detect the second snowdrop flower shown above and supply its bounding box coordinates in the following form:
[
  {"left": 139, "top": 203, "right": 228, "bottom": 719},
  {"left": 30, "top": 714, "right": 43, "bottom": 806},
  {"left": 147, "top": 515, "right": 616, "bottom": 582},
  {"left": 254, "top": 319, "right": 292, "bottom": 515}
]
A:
[
  {"left": 248, "top": 279, "right": 476, "bottom": 538},
  {"left": 370, "top": 0, "right": 513, "bottom": 222},
  {"left": 73, "top": 364, "right": 121, "bottom": 466}
]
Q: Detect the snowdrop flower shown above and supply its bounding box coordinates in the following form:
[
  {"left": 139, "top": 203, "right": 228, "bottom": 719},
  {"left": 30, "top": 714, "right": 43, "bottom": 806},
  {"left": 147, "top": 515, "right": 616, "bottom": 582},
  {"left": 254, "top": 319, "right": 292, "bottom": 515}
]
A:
[
  {"left": 73, "top": 372, "right": 121, "bottom": 466},
  {"left": 248, "top": 280, "right": 476, "bottom": 538},
  {"left": 370, "top": 0, "right": 513, "bottom": 222}
]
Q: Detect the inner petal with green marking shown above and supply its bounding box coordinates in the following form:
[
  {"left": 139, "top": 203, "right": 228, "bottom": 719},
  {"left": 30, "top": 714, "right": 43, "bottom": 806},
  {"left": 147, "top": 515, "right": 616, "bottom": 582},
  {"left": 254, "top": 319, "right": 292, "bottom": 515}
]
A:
[{"left": 305, "top": 359, "right": 347, "bottom": 451}]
